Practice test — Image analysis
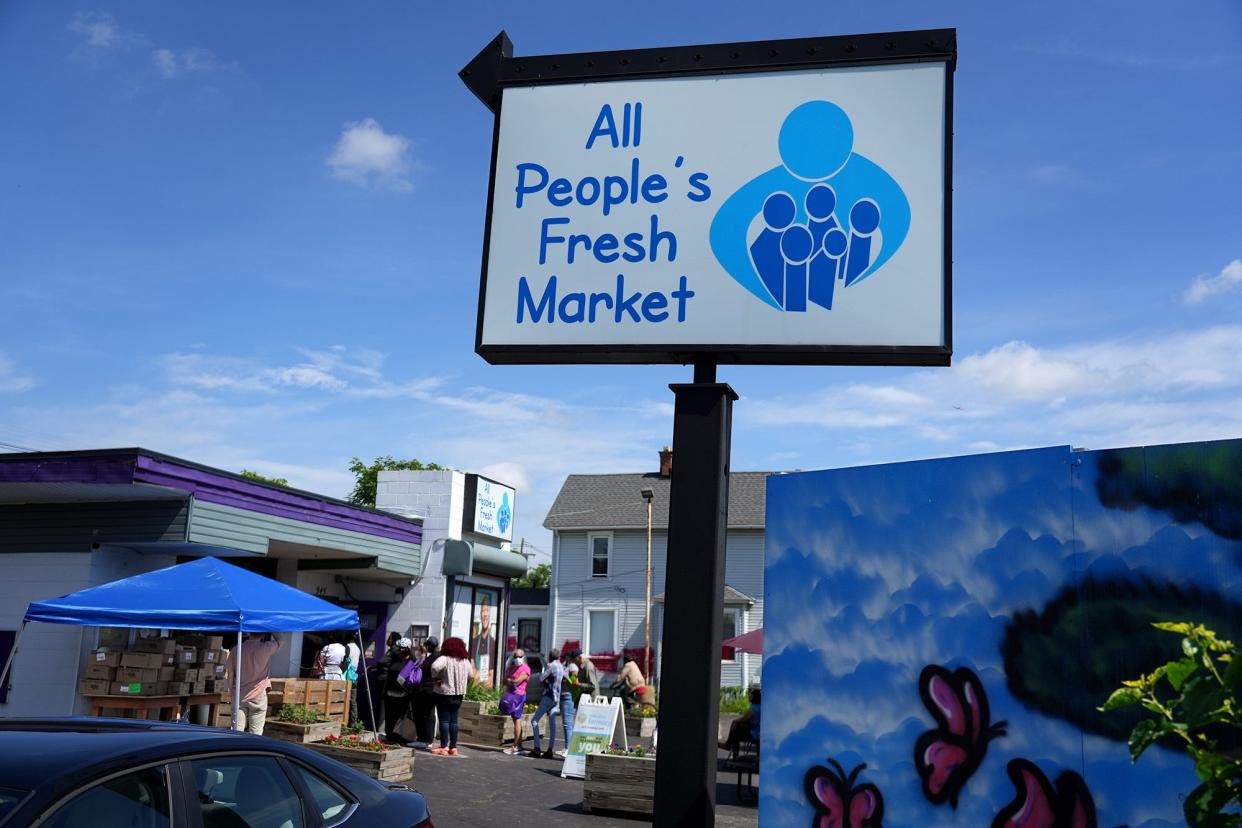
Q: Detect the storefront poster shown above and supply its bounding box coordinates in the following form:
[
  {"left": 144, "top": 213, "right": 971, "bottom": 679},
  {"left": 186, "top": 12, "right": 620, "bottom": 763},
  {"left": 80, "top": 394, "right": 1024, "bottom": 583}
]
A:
[
  {"left": 470, "top": 589, "right": 499, "bottom": 680},
  {"left": 561, "top": 696, "right": 626, "bottom": 779}
]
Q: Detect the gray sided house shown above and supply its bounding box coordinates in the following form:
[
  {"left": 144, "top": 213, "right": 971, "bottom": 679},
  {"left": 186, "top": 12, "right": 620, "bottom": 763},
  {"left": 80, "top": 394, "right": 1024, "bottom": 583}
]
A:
[
  {"left": 544, "top": 456, "right": 767, "bottom": 689},
  {"left": 0, "top": 448, "right": 424, "bottom": 717}
]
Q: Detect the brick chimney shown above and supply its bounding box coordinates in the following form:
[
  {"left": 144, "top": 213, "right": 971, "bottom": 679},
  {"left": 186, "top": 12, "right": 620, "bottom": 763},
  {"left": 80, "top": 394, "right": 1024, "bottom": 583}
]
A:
[{"left": 658, "top": 446, "right": 673, "bottom": 478}]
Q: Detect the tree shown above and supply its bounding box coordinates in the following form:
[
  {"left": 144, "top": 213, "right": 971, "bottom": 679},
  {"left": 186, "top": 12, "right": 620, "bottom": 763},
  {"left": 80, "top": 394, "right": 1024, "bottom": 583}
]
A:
[
  {"left": 513, "top": 563, "right": 551, "bottom": 589},
  {"left": 347, "top": 456, "right": 445, "bottom": 507},
  {"left": 1102, "top": 622, "right": 1242, "bottom": 827},
  {"left": 240, "top": 469, "right": 289, "bottom": 487}
]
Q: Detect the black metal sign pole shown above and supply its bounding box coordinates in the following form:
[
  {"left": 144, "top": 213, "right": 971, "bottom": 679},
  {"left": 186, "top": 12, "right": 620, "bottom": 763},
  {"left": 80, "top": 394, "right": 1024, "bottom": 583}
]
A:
[{"left": 653, "top": 362, "right": 736, "bottom": 826}]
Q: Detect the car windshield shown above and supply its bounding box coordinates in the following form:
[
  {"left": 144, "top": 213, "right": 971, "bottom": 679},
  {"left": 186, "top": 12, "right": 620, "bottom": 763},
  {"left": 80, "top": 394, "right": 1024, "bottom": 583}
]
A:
[{"left": 0, "top": 787, "right": 27, "bottom": 818}]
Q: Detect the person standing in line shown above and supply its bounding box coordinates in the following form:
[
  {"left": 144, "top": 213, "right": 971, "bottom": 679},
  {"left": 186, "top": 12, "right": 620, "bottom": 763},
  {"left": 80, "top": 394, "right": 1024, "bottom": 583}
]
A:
[
  {"left": 224, "top": 633, "right": 281, "bottom": 735},
  {"left": 318, "top": 636, "right": 346, "bottom": 680},
  {"left": 529, "top": 647, "right": 564, "bottom": 759},
  {"left": 558, "top": 651, "right": 577, "bottom": 757},
  {"left": 412, "top": 637, "right": 440, "bottom": 748},
  {"left": 371, "top": 632, "right": 403, "bottom": 728},
  {"left": 576, "top": 651, "right": 601, "bottom": 700},
  {"left": 344, "top": 635, "right": 362, "bottom": 725},
  {"left": 502, "top": 649, "right": 531, "bottom": 755},
  {"left": 429, "top": 637, "right": 475, "bottom": 757},
  {"left": 375, "top": 637, "right": 413, "bottom": 744}
]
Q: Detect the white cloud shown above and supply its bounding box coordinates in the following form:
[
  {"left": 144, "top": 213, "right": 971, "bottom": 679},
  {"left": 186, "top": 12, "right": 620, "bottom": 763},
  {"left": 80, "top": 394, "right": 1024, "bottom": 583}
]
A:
[
  {"left": 0, "top": 354, "right": 34, "bottom": 393},
  {"left": 1184, "top": 259, "right": 1242, "bottom": 305},
  {"left": 152, "top": 47, "right": 230, "bottom": 79},
  {"left": 748, "top": 324, "right": 1242, "bottom": 458},
  {"left": 326, "top": 118, "right": 416, "bottom": 193},
  {"left": 67, "top": 12, "right": 128, "bottom": 51}
]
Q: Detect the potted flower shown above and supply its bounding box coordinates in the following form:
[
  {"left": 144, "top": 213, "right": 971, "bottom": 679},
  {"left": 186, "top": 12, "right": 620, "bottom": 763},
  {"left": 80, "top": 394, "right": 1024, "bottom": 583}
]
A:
[
  {"left": 309, "top": 734, "right": 413, "bottom": 782},
  {"left": 624, "top": 704, "right": 658, "bottom": 739},
  {"left": 263, "top": 704, "right": 341, "bottom": 744},
  {"left": 583, "top": 745, "right": 657, "bottom": 815}
]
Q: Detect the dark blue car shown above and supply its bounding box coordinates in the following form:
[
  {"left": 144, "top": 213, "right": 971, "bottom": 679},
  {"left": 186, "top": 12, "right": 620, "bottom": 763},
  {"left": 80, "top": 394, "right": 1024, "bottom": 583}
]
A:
[{"left": 0, "top": 719, "right": 432, "bottom": 828}]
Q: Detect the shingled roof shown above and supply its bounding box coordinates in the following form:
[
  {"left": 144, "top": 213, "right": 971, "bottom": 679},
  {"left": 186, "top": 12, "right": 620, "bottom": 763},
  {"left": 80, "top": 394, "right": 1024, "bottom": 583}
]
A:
[{"left": 543, "top": 471, "right": 772, "bottom": 531}]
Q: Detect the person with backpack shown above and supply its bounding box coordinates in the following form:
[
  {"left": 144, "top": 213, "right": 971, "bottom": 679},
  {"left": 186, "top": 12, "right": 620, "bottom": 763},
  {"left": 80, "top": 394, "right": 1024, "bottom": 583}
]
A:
[
  {"left": 411, "top": 637, "right": 440, "bottom": 748},
  {"left": 375, "top": 637, "right": 414, "bottom": 743}
]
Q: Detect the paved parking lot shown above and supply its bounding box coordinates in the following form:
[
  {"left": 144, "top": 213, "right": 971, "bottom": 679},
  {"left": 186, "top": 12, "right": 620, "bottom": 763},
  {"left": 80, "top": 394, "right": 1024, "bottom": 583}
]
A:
[{"left": 408, "top": 744, "right": 759, "bottom": 827}]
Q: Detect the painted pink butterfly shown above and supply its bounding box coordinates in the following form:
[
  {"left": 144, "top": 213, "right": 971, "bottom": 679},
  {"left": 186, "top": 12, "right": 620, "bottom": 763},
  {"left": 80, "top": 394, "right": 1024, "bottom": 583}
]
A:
[
  {"left": 914, "top": 664, "right": 1007, "bottom": 808},
  {"left": 804, "top": 759, "right": 884, "bottom": 828},
  {"left": 991, "top": 759, "right": 1098, "bottom": 828}
]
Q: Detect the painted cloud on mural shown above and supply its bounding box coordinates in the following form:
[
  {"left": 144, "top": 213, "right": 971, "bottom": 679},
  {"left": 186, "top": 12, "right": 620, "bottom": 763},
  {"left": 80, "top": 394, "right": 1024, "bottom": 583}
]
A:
[{"left": 761, "top": 442, "right": 1242, "bottom": 827}]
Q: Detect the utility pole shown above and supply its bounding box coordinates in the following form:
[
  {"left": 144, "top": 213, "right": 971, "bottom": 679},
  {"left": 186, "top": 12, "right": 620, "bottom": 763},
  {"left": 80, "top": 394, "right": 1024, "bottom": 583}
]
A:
[{"left": 641, "top": 487, "right": 654, "bottom": 678}]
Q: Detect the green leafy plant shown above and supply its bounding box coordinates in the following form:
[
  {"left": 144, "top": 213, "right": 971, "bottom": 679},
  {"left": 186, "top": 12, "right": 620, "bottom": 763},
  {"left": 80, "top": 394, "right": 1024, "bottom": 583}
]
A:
[
  {"left": 346, "top": 456, "right": 445, "bottom": 507},
  {"left": 1101, "top": 622, "right": 1242, "bottom": 827},
  {"left": 276, "top": 704, "right": 330, "bottom": 725},
  {"left": 602, "top": 744, "right": 653, "bottom": 757},
  {"left": 464, "top": 679, "right": 502, "bottom": 702},
  {"left": 320, "top": 734, "right": 390, "bottom": 752},
  {"left": 240, "top": 470, "right": 289, "bottom": 486},
  {"left": 720, "top": 687, "right": 750, "bottom": 715},
  {"left": 626, "top": 706, "right": 659, "bottom": 719},
  {"left": 343, "top": 719, "right": 367, "bottom": 735},
  {"left": 513, "top": 563, "right": 551, "bottom": 589}
]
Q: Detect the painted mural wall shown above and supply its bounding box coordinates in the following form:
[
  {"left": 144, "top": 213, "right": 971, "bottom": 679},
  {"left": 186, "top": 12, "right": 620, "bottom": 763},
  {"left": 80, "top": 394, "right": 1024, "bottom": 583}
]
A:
[{"left": 762, "top": 439, "right": 1242, "bottom": 826}]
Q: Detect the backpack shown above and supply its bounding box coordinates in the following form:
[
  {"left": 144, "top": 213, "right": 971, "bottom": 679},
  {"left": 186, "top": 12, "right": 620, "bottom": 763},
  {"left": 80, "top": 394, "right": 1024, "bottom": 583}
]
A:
[
  {"left": 342, "top": 653, "right": 357, "bottom": 683},
  {"left": 310, "top": 647, "right": 327, "bottom": 679},
  {"left": 397, "top": 657, "right": 422, "bottom": 688}
]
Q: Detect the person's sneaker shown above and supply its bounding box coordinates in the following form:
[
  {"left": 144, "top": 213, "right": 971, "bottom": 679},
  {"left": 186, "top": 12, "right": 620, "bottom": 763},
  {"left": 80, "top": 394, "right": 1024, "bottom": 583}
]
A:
[
  {"left": 555, "top": 750, "right": 568, "bottom": 758},
  {"left": 527, "top": 750, "right": 543, "bottom": 758},
  {"left": 430, "top": 747, "right": 449, "bottom": 756},
  {"left": 448, "top": 748, "right": 460, "bottom": 756},
  {"left": 503, "top": 746, "right": 520, "bottom": 755},
  {"left": 540, "top": 749, "right": 556, "bottom": 759}
]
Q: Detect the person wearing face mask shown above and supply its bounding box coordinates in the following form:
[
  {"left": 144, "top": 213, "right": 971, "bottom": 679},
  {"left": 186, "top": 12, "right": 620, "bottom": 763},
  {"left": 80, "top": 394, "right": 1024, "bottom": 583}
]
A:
[{"left": 502, "top": 649, "right": 532, "bottom": 755}]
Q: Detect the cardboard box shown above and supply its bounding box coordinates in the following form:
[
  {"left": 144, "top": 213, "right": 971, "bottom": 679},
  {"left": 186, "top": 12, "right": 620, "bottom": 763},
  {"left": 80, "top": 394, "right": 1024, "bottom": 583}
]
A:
[
  {"left": 191, "top": 680, "right": 208, "bottom": 694},
  {"left": 111, "top": 681, "right": 157, "bottom": 696},
  {"left": 91, "top": 650, "right": 122, "bottom": 668},
  {"left": 175, "top": 647, "right": 197, "bottom": 664},
  {"left": 162, "top": 654, "right": 176, "bottom": 666},
  {"left": 165, "top": 681, "right": 190, "bottom": 696},
  {"left": 84, "top": 664, "right": 116, "bottom": 680},
  {"left": 78, "top": 678, "right": 110, "bottom": 695},
  {"left": 177, "top": 634, "right": 224, "bottom": 651},
  {"left": 210, "top": 663, "right": 227, "bottom": 677},
  {"left": 121, "top": 652, "right": 163, "bottom": 669},
  {"left": 200, "top": 649, "right": 224, "bottom": 664},
  {"left": 154, "top": 682, "right": 169, "bottom": 696},
  {"left": 116, "top": 667, "right": 159, "bottom": 684},
  {"left": 157, "top": 666, "right": 176, "bottom": 681},
  {"left": 133, "top": 637, "right": 177, "bottom": 655},
  {"left": 174, "top": 668, "right": 200, "bottom": 682}
]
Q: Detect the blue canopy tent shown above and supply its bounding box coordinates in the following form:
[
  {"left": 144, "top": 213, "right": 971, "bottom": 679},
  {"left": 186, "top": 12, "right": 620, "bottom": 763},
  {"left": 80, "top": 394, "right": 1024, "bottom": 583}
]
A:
[{"left": 1, "top": 557, "right": 371, "bottom": 731}]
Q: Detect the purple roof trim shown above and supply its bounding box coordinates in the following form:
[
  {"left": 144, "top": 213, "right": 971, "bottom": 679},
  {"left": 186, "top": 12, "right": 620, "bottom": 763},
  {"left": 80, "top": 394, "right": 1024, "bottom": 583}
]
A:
[
  {"left": 133, "top": 455, "right": 422, "bottom": 546},
  {"left": 0, "top": 455, "right": 137, "bottom": 485},
  {"left": 0, "top": 449, "right": 422, "bottom": 547}
]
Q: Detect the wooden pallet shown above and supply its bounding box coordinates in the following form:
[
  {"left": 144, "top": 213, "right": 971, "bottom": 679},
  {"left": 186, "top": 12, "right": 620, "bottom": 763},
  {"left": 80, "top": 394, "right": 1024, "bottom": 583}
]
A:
[
  {"left": 307, "top": 743, "right": 413, "bottom": 782},
  {"left": 218, "top": 679, "right": 350, "bottom": 727}
]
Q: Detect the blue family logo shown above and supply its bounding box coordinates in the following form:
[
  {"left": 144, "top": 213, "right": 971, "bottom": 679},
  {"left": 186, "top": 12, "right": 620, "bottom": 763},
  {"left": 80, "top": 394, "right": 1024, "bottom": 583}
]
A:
[
  {"left": 710, "top": 101, "right": 910, "bottom": 312},
  {"left": 497, "top": 492, "right": 511, "bottom": 535}
]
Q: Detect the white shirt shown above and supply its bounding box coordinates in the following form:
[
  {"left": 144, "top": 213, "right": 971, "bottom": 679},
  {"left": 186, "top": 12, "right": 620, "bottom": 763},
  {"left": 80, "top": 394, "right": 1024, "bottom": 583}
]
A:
[
  {"left": 321, "top": 642, "right": 345, "bottom": 680},
  {"left": 346, "top": 642, "right": 361, "bottom": 670}
]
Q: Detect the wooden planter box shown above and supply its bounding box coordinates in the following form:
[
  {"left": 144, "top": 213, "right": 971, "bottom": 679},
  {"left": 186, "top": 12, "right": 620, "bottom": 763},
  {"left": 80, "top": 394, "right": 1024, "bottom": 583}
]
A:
[
  {"left": 457, "top": 705, "right": 533, "bottom": 747},
  {"left": 583, "top": 753, "right": 656, "bottom": 815},
  {"left": 307, "top": 743, "right": 413, "bottom": 783},
  {"left": 263, "top": 720, "right": 341, "bottom": 743},
  {"left": 625, "top": 716, "right": 657, "bottom": 739}
]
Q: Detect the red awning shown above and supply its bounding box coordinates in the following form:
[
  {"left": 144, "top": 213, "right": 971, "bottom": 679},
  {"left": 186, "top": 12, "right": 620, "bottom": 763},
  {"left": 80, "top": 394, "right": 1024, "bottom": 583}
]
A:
[{"left": 721, "top": 627, "right": 763, "bottom": 660}]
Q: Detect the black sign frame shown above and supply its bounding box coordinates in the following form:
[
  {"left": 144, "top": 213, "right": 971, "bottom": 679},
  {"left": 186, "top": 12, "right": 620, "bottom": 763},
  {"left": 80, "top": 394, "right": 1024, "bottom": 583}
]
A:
[{"left": 462, "top": 29, "right": 956, "bottom": 366}]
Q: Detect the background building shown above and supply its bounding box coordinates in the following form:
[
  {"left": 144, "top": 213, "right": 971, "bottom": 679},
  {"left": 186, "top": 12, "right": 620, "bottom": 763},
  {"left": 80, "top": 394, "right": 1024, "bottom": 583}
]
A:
[
  {"left": 544, "top": 449, "right": 768, "bottom": 689},
  {"left": 0, "top": 448, "right": 425, "bottom": 717},
  {"left": 376, "top": 469, "right": 526, "bottom": 686}
]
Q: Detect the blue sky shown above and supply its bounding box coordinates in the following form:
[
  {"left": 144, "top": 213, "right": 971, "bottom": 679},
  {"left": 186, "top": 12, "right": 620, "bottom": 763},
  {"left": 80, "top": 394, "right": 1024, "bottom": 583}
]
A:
[{"left": 1, "top": 1, "right": 1241, "bottom": 557}]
